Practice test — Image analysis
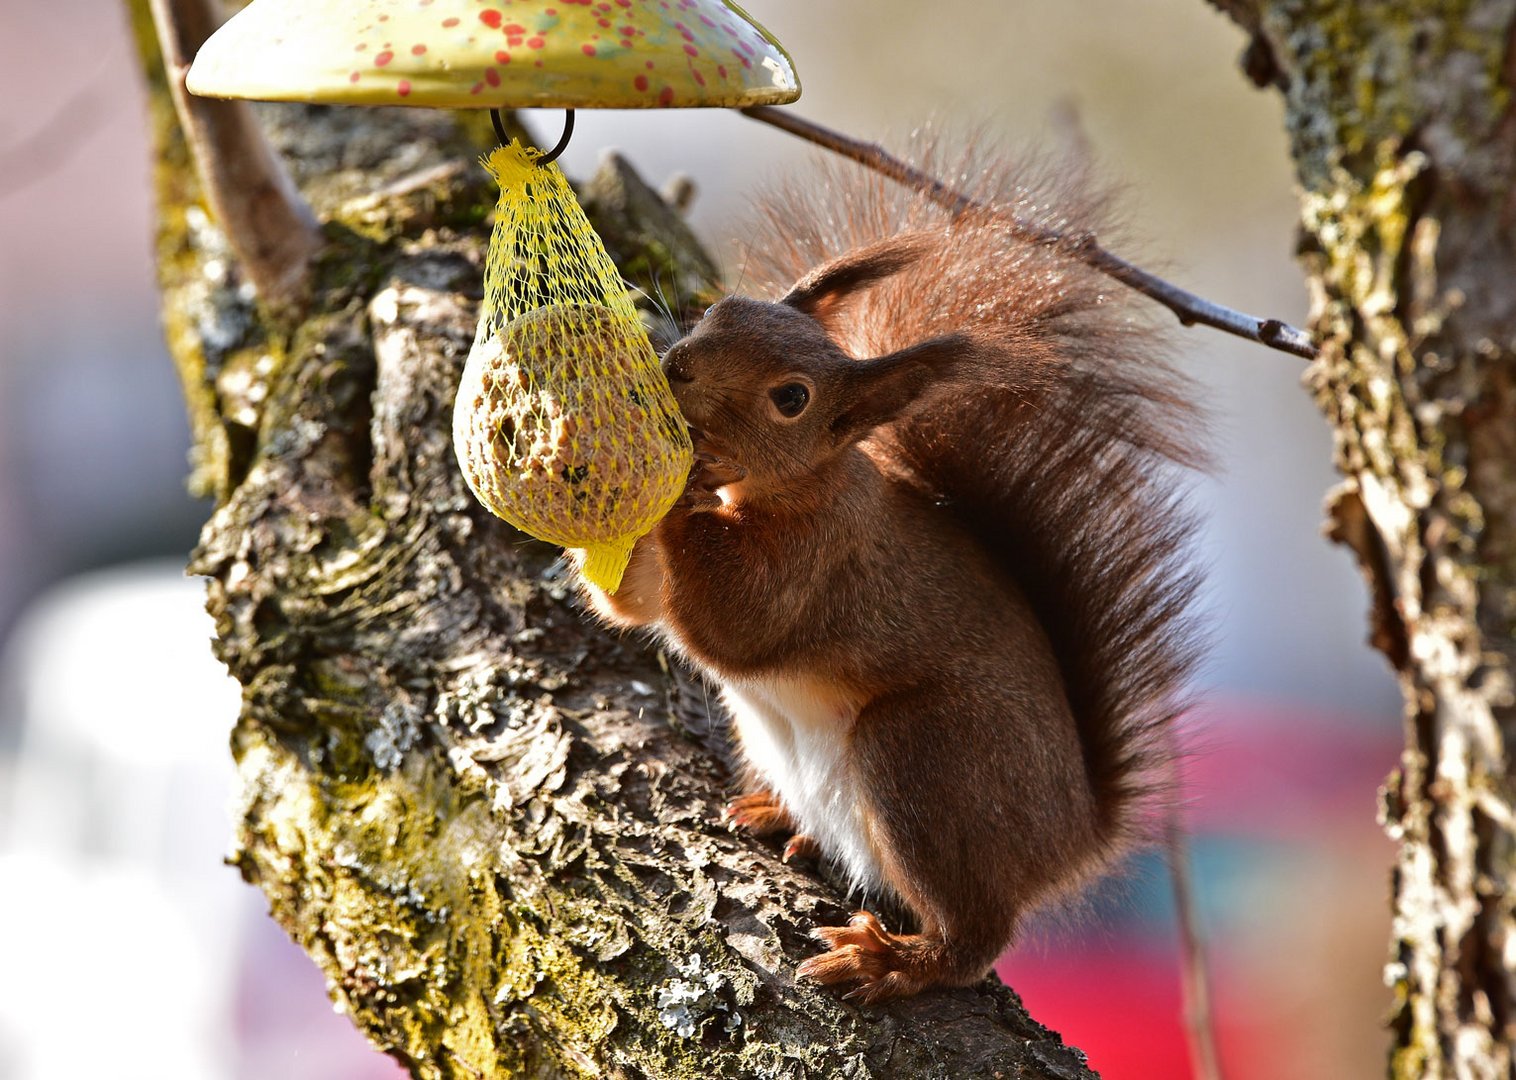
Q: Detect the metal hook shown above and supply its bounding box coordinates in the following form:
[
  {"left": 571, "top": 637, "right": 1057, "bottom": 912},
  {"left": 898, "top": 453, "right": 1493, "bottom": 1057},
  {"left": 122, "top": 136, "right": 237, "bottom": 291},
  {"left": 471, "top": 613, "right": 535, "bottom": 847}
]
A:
[
  {"left": 536, "top": 109, "right": 575, "bottom": 166},
  {"left": 491, "top": 108, "right": 576, "bottom": 168}
]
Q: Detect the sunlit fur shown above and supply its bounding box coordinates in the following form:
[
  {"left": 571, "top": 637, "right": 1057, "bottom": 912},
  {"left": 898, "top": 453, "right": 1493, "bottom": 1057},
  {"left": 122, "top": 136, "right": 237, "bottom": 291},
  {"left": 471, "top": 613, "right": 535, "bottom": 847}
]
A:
[{"left": 578, "top": 135, "right": 1207, "bottom": 1002}]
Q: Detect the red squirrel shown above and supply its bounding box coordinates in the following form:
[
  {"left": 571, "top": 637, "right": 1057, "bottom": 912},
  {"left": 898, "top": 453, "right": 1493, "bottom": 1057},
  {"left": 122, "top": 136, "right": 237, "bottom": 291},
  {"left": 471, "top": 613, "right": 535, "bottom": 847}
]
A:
[{"left": 574, "top": 151, "right": 1207, "bottom": 1003}]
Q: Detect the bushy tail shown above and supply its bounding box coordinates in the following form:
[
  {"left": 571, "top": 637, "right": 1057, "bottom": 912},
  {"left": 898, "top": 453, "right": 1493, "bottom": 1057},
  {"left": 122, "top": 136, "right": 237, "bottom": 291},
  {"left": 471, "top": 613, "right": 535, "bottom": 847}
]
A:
[{"left": 739, "top": 138, "right": 1208, "bottom": 847}]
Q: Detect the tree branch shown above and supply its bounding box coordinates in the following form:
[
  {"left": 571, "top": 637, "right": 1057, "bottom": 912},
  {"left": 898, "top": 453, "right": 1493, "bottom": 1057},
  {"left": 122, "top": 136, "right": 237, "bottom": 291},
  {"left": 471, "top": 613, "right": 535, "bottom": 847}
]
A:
[
  {"left": 128, "top": 2, "right": 1104, "bottom": 1073},
  {"left": 742, "top": 105, "right": 1318, "bottom": 361},
  {"left": 1209, "top": 3, "right": 1516, "bottom": 1075}
]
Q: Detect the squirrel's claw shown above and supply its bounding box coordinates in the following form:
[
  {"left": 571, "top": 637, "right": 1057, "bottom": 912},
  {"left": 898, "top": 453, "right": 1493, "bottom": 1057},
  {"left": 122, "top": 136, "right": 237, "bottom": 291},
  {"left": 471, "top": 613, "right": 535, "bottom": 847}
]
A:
[
  {"left": 722, "top": 790, "right": 797, "bottom": 837},
  {"left": 723, "top": 793, "right": 821, "bottom": 864},
  {"left": 783, "top": 834, "right": 822, "bottom": 863}
]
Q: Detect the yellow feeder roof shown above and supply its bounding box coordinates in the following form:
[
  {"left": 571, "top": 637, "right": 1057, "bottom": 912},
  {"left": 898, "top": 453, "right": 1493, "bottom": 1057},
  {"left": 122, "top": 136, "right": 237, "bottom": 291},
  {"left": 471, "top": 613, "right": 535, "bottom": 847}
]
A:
[{"left": 186, "top": 0, "right": 800, "bottom": 109}]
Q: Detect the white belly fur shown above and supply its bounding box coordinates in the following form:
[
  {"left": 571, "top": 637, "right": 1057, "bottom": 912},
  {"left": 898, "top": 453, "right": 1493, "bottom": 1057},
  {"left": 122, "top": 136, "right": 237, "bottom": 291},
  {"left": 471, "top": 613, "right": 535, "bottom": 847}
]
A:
[{"left": 721, "top": 675, "right": 883, "bottom": 895}]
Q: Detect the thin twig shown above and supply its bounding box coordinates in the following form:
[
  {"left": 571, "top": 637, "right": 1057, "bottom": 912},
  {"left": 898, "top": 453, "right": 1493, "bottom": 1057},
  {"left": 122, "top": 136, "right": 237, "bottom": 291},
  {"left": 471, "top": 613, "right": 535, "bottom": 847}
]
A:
[
  {"left": 1166, "top": 813, "right": 1225, "bottom": 1080},
  {"left": 150, "top": 0, "right": 321, "bottom": 306},
  {"left": 741, "top": 106, "right": 1317, "bottom": 361},
  {"left": 0, "top": 54, "right": 116, "bottom": 200}
]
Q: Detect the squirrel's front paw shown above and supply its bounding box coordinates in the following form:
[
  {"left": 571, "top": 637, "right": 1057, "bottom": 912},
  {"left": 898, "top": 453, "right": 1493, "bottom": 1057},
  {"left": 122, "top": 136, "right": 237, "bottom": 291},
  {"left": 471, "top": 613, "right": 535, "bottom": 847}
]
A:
[
  {"left": 678, "top": 450, "right": 747, "bottom": 512},
  {"left": 722, "top": 790, "right": 797, "bottom": 836}
]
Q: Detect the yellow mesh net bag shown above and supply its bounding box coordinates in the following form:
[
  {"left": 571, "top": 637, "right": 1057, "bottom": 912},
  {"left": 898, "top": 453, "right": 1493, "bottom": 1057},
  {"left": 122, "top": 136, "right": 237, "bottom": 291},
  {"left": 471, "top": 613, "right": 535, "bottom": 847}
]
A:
[{"left": 453, "top": 139, "right": 693, "bottom": 593}]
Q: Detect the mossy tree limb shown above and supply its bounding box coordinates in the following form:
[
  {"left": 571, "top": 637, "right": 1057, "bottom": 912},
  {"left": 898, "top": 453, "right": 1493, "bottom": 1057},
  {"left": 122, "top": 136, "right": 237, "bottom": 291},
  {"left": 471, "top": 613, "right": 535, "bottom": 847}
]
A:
[
  {"left": 128, "top": 2, "right": 1100, "bottom": 1076},
  {"left": 1210, "top": 2, "right": 1516, "bottom": 1075}
]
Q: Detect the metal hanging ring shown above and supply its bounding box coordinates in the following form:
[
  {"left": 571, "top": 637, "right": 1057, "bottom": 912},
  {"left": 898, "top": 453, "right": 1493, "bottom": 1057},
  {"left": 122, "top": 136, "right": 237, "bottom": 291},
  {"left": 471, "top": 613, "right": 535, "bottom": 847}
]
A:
[
  {"left": 536, "top": 109, "right": 575, "bottom": 166},
  {"left": 489, "top": 108, "right": 575, "bottom": 168}
]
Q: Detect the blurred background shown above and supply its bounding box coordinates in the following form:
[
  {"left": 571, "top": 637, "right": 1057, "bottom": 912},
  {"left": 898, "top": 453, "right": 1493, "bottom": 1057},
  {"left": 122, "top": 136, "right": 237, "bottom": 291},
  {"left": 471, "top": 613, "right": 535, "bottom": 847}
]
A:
[{"left": 0, "top": 1, "right": 1401, "bottom": 1077}]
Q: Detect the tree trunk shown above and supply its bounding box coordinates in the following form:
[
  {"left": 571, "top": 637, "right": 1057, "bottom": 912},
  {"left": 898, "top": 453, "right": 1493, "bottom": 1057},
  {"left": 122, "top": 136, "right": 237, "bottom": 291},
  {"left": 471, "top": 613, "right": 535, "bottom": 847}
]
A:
[
  {"left": 126, "top": 3, "right": 1101, "bottom": 1076},
  {"left": 1210, "top": 3, "right": 1516, "bottom": 1075}
]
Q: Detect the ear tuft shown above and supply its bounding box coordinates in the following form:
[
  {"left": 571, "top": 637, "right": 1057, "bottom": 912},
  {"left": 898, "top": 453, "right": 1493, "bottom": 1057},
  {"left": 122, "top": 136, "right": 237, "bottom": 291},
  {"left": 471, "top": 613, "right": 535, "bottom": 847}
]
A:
[{"left": 781, "top": 233, "right": 932, "bottom": 330}]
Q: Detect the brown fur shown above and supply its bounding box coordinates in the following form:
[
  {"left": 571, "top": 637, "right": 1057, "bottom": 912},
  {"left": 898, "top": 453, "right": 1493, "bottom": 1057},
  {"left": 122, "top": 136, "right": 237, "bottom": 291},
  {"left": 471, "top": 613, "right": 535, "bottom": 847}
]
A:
[{"left": 578, "top": 142, "right": 1206, "bottom": 1001}]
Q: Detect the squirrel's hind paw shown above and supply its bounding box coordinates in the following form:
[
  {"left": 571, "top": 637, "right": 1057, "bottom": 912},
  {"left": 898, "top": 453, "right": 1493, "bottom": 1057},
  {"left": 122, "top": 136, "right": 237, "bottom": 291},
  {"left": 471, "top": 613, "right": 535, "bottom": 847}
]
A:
[{"left": 797, "top": 911, "right": 935, "bottom": 1003}]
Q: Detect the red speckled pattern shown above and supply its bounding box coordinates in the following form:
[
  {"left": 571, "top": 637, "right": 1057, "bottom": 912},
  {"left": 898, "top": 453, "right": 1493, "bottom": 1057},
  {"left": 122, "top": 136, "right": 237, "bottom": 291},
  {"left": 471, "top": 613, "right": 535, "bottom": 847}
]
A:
[{"left": 187, "top": 0, "right": 800, "bottom": 108}]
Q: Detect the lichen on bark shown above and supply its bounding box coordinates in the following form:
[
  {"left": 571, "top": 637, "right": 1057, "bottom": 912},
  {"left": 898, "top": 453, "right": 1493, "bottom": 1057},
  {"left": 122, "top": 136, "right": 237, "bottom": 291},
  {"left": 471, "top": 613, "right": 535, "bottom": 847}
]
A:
[{"left": 129, "top": 1, "right": 1103, "bottom": 1075}]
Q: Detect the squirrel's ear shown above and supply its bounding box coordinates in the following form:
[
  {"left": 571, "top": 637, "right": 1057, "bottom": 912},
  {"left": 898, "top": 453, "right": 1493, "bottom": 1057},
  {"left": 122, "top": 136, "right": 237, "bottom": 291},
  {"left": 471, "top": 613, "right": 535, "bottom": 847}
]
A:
[
  {"left": 831, "top": 334, "right": 972, "bottom": 442},
  {"left": 781, "top": 235, "right": 929, "bottom": 331}
]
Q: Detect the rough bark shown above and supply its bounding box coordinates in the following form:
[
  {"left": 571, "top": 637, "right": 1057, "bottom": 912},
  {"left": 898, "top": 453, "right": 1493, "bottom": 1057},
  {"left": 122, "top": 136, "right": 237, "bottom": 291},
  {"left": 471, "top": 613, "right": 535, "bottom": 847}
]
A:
[
  {"left": 126, "top": 3, "right": 1100, "bottom": 1077},
  {"left": 1210, "top": 2, "right": 1516, "bottom": 1076}
]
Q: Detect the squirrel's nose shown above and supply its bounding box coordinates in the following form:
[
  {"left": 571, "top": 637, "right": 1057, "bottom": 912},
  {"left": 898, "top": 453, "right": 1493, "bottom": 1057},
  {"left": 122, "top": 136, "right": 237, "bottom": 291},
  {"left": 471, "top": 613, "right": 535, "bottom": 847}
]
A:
[{"left": 662, "top": 342, "right": 694, "bottom": 384}]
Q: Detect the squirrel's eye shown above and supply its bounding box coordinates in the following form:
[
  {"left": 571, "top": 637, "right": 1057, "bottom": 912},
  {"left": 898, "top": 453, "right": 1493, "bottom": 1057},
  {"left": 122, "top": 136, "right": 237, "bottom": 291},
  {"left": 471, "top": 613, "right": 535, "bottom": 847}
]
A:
[{"left": 769, "top": 382, "right": 810, "bottom": 418}]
